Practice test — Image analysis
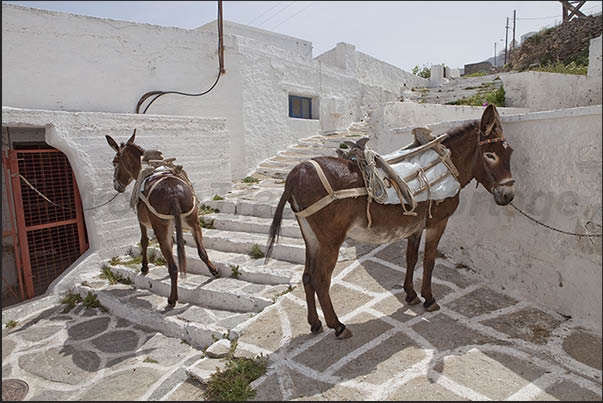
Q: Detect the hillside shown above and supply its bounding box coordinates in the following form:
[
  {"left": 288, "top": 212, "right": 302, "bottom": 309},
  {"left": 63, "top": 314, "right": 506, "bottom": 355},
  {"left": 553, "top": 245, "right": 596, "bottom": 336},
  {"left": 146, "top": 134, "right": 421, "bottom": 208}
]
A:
[{"left": 508, "top": 14, "right": 602, "bottom": 70}]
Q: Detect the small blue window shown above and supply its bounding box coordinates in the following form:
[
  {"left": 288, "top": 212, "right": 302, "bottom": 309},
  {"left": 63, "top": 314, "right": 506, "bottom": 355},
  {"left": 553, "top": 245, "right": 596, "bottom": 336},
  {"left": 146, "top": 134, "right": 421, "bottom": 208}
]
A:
[{"left": 289, "top": 95, "right": 312, "bottom": 119}]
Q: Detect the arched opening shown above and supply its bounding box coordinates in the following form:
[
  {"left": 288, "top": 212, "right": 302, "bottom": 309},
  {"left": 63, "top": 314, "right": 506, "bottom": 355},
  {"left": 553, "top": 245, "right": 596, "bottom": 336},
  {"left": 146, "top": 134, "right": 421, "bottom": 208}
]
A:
[{"left": 2, "top": 126, "right": 88, "bottom": 306}]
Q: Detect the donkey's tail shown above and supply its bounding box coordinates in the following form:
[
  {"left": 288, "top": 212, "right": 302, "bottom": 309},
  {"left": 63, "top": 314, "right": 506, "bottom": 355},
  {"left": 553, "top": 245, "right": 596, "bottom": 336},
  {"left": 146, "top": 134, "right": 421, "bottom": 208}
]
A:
[
  {"left": 265, "top": 179, "right": 293, "bottom": 264},
  {"left": 173, "top": 199, "right": 186, "bottom": 279}
]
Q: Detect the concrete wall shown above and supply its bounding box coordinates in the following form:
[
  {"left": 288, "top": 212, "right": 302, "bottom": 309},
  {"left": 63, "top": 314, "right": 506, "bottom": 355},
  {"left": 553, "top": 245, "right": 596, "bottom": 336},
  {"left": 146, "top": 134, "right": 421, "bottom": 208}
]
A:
[
  {"left": 1, "top": 107, "right": 231, "bottom": 264},
  {"left": 501, "top": 71, "right": 602, "bottom": 111},
  {"left": 372, "top": 105, "right": 602, "bottom": 326},
  {"left": 588, "top": 35, "right": 602, "bottom": 78},
  {"left": 464, "top": 61, "right": 494, "bottom": 76},
  {"left": 367, "top": 102, "right": 528, "bottom": 154}
]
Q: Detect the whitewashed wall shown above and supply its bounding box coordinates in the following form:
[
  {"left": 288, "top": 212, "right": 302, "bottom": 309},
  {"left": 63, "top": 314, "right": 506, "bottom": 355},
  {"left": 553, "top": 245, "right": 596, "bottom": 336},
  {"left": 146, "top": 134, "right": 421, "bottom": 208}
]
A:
[
  {"left": 2, "top": 107, "right": 230, "bottom": 264},
  {"left": 373, "top": 106, "right": 602, "bottom": 326},
  {"left": 501, "top": 71, "right": 602, "bottom": 111},
  {"left": 368, "top": 102, "right": 527, "bottom": 154},
  {"left": 2, "top": 3, "right": 428, "bottom": 179}
]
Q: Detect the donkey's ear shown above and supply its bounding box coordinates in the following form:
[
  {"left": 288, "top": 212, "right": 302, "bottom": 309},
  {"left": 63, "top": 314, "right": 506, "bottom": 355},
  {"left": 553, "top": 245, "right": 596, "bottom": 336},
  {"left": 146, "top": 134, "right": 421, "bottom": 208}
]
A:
[
  {"left": 106, "top": 135, "right": 120, "bottom": 152},
  {"left": 480, "top": 104, "right": 498, "bottom": 137},
  {"left": 127, "top": 129, "right": 137, "bottom": 144}
]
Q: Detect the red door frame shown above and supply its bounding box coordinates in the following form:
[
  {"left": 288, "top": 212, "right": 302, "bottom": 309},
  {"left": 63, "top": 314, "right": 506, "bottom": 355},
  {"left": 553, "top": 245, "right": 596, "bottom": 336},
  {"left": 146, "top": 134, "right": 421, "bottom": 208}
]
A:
[{"left": 8, "top": 149, "right": 88, "bottom": 299}]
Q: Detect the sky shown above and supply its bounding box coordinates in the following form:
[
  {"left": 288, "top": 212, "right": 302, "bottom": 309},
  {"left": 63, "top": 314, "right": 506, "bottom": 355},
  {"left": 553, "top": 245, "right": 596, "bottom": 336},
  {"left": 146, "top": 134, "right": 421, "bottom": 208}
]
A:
[{"left": 5, "top": 1, "right": 603, "bottom": 72}]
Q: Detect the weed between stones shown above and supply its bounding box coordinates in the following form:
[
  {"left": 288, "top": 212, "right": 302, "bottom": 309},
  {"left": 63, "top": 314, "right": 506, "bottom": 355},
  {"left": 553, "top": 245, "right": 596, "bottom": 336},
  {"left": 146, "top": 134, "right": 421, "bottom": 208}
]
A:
[
  {"left": 4, "top": 320, "right": 18, "bottom": 329},
  {"left": 200, "top": 216, "right": 216, "bottom": 229},
  {"left": 199, "top": 204, "right": 220, "bottom": 215},
  {"left": 249, "top": 244, "right": 264, "bottom": 260},
  {"left": 204, "top": 338, "right": 268, "bottom": 401},
  {"left": 241, "top": 176, "right": 259, "bottom": 184}
]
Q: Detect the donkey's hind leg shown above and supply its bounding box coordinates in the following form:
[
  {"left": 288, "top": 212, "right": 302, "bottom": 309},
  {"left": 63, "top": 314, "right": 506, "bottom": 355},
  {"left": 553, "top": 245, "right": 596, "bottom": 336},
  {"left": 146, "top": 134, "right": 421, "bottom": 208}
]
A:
[
  {"left": 313, "top": 246, "right": 352, "bottom": 339},
  {"left": 139, "top": 223, "right": 149, "bottom": 275},
  {"left": 302, "top": 247, "right": 322, "bottom": 334},
  {"left": 404, "top": 231, "right": 423, "bottom": 305},
  {"left": 153, "top": 220, "right": 179, "bottom": 307},
  {"left": 188, "top": 215, "right": 220, "bottom": 278},
  {"left": 421, "top": 218, "right": 449, "bottom": 312}
]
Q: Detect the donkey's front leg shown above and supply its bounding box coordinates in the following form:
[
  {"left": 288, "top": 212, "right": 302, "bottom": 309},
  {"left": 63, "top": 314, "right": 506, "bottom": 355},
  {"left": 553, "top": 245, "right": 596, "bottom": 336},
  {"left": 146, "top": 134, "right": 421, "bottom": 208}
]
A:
[
  {"left": 404, "top": 231, "right": 423, "bottom": 305},
  {"left": 139, "top": 223, "right": 149, "bottom": 275},
  {"left": 421, "top": 218, "right": 449, "bottom": 312}
]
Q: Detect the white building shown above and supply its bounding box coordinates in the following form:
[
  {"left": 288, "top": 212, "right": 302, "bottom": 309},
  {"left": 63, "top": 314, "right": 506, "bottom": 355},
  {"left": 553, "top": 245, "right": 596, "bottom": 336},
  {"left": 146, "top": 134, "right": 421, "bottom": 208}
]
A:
[{"left": 1, "top": 3, "right": 426, "bottom": 303}]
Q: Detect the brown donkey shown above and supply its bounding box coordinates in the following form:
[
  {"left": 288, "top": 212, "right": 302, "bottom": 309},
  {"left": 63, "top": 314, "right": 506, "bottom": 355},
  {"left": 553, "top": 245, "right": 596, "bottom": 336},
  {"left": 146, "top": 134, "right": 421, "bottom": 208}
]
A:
[
  {"left": 266, "top": 105, "right": 514, "bottom": 339},
  {"left": 106, "top": 131, "right": 220, "bottom": 307}
]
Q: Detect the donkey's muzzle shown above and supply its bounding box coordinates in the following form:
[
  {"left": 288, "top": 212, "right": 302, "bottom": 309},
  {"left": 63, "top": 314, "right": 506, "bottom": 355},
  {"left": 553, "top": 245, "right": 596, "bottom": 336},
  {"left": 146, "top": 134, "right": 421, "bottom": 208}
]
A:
[{"left": 493, "top": 185, "right": 514, "bottom": 206}]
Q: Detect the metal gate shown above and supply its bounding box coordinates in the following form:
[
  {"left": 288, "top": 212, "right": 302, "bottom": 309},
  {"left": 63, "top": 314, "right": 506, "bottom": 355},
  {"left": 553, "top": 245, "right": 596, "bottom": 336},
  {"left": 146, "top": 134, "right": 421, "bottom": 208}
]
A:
[{"left": 8, "top": 149, "right": 88, "bottom": 299}]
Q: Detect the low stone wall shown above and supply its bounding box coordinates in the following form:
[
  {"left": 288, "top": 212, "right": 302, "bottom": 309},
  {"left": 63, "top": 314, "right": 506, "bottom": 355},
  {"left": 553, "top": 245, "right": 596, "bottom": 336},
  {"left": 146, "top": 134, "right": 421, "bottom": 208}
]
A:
[
  {"left": 2, "top": 107, "right": 231, "bottom": 297},
  {"left": 374, "top": 105, "right": 602, "bottom": 327},
  {"left": 501, "top": 71, "right": 602, "bottom": 111},
  {"left": 368, "top": 102, "right": 527, "bottom": 153}
]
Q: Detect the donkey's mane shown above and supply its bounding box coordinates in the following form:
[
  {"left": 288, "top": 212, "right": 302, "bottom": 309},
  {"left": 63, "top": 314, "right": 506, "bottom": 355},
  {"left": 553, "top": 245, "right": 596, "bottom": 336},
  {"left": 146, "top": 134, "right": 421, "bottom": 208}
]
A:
[
  {"left": 124, "top": 142, "right": 145, "bottom": 155},
  {"left": 442, "top": 121, "right": 479, "bottom": 146}
]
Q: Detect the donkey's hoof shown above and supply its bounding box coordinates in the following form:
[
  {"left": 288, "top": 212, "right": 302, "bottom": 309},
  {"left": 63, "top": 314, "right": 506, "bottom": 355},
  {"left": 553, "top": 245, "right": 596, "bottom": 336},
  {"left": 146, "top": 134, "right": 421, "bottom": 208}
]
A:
[
  {"left": 335, "top": 325, "right": 352, "bottom": 339},
  {"left": 141, "top": 267, "right": 149, "bottom": 275},
  {"left": 424, "top": 300, "right": 440, "bottom": 312},
  {"left": 406, "top": 295, "right": 421, "bottom": 305},
  {"left": 167, "top": 299, "right": 176, "bottom": 308},
  {"left": 310, "top": 322, "right": 323, "bottom": 334},
  {"left": 211, "top": 270, "right": 221, "bottom": 278}
]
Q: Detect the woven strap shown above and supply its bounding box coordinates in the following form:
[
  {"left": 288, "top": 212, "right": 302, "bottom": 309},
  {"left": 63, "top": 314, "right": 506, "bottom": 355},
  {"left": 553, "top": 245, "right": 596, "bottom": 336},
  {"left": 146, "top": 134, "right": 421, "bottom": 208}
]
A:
[
  {"left": 138, "top": 175, "right": 198, "bottom": 220},
  {"left": 295, "top": 160, "right": 367, "bottom": 218}
]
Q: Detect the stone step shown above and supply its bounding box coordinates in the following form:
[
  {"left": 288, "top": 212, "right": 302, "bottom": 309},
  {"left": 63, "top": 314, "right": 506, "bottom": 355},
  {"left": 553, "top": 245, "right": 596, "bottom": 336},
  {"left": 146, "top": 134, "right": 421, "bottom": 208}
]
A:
[
  {"left": 203, "top": 199, "right": 296, "bottom": 220},
  {"left": 256, "top": 166, "right": 290, "bottom": 180},
  {"left": 73, "top": 282, "right": 247, "bottom": 349},
  {"left": 106, "top": 263, "right": 292, "bottom": 313},
  {"left": 186, "top": 228, "right": 357, "bottom": 265},
  {"left": 204, "top": 212, "right": 302, "bottom": 239},
  {"left": 185, "top": 229, "right": 306, "bottom": 265},
  {"left": 134, "top": 244, "right": 303, "bottom": 285},
  {"left": 287, "top": 144, "right": 335, "bottom": 156},
  {"left": 277, "top": 150, "right": 314, "bottom": 161}
]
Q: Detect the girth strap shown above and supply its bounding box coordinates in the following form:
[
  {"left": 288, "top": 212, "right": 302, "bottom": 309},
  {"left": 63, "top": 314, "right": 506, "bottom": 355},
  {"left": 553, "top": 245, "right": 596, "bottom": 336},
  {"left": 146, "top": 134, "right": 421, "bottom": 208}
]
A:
[
  {"left": 138, "top": 175, "right": 198, "bottom": 220},
  {"left": 295, "top": 160, "right": 368, "bottom": 218}
]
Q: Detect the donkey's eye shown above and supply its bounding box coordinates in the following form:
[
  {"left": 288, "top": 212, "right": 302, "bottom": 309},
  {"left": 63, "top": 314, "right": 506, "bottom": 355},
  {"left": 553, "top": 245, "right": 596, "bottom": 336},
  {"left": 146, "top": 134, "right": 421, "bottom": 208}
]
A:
[{"left": 485, "top": 152, "right": 497, "bottom": 161}]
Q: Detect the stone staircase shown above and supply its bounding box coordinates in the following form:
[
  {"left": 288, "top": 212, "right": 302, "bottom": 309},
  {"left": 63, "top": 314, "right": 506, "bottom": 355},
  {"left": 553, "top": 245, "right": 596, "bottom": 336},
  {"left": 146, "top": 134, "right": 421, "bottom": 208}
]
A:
[
  {"left": 72, "top": 122, "right": 371, "bottom": 355},
  {"left": 401, "top": 72, "right": 511, "bottom": 105},
  {"left": 255, "top": 121, "right": 369, "bottom": 179}
]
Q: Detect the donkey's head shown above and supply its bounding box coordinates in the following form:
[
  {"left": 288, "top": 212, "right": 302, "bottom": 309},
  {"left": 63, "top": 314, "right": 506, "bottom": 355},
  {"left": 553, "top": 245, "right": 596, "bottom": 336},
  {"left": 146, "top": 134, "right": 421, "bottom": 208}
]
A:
[
  {"left": 472, "top": 104, "right": 515, "bottom": 206},
  {"left": 105, "top": 130, "right": 144, "bottom": 193}
]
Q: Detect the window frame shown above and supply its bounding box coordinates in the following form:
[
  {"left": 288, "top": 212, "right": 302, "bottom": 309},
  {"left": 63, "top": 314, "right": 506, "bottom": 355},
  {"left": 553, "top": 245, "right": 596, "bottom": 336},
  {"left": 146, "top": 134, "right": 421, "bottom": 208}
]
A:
[{"left": 288, "top": 95, "right": 313, "bottom": 119}]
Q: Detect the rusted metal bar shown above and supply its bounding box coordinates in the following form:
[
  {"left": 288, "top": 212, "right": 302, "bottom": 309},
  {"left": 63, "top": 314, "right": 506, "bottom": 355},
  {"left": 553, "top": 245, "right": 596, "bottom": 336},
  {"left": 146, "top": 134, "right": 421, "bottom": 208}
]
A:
[{"left": 218, "top": 0, "right": 225, "bottom": 74}]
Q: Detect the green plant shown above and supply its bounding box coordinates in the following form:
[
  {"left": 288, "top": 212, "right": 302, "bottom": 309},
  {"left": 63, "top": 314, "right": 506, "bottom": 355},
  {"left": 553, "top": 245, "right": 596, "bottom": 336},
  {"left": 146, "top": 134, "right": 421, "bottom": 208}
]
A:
[
  {"left": 109, "top": 256, "right": 121, "bottom": 266},
  {"left": 199, "top": 204, "right": 220, "bottom": 215},
  {"left": 4, "top": 320, "right": 18, "bottom": 329},
  {"left": 339, "top": 143, "right": 348, "bottom": 149},
  {"left": 143, "top": 357, "right": 159, "bottom": 364},
  {"left": 100, "top": 264, "right": 133, "bottom": 285},
  {"left": 230, "top": 264, "right": 241, "bottom": 279},
  {"left": 446, "top": 85, "right": 505, "bottom": 107},
  {"left": 204, "top": 354, "right": 269, "bottom": 401},
  {"left": 528, "top": 61, "right": 587, "bottom": 75},
  {"left": 212, "top": 194, "right": 225, "bottom": 201},
  {"left": 60, "top": 290, "right": 83, "bottom": 313},
  {"left": 411, "top": 63, "right": 431, "bottom": 79},
  {"left": 83, "top": 291, "right": 109, "bottom": 312},
  {"left": 241, "top": 176, "right": 259, "bottom": 184},
  {"left": 200, "top": 216, "right": 216, "bottom": 229},
  {"left": 249, "top": 244, "right": 265, "bottom": 259}
]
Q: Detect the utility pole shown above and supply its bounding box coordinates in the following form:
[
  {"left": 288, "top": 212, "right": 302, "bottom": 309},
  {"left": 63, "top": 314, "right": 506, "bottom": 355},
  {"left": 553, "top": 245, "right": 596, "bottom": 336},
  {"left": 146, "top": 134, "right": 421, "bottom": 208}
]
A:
[
  {"left": 504, "top": 17, "right": 509, "bottom": 65},
  {"left": 512, "top": 10, "right": 516, "bottom": 49},
  {"left": 218, "top": 0, "right": 225, "bottom": 74},
  {"left": 494, "top": 42, "right": 497, "bottom": 67}
]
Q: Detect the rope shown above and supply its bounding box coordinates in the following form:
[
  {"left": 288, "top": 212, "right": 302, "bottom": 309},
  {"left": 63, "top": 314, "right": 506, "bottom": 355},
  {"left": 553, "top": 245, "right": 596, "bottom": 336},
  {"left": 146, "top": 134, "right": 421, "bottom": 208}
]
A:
[
  {"left": 15, "top": 173, "right": 118, "bottom": 213},
  {"left": 510, "top": 202, "right": 602, "bottom": 238}
]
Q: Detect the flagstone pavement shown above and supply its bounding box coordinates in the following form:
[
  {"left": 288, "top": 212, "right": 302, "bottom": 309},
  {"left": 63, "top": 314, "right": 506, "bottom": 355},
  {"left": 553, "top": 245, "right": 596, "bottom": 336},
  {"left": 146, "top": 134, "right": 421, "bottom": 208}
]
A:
[{"left": 2, "top": 241, "right": 602, "bottom": 401}]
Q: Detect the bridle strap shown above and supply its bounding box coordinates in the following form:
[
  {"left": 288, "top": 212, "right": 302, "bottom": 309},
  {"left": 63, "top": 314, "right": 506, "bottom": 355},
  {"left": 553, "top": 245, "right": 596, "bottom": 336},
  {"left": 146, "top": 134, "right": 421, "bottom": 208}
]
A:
[
  {"left": 475, "top": 131, "right": 505, "bottom": 191},
  {"left": 479, "top": 136, "right": 507, "bottom": 146}
]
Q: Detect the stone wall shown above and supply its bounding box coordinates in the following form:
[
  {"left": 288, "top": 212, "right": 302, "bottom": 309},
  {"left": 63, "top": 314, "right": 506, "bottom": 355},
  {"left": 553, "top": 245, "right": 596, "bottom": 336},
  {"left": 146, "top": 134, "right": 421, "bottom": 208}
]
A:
[
  {"left": 372, "top": 105, "right": 602, "bottom": 326},
  {"left": 501, "top": 71, "right": 602, "bottom": 111},
  {"left": 588, "top": 35, "right": 602, "bottom": 78},
  {"left": 463, "top": 61, "right": 494, "bottom": 76}
]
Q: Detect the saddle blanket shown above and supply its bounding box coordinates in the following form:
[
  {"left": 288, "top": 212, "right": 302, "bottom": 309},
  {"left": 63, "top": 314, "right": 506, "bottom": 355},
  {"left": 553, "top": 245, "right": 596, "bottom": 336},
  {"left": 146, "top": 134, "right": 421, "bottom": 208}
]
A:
[{"left": 377, "top": 148, "right": 460, "bottom": 205}]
